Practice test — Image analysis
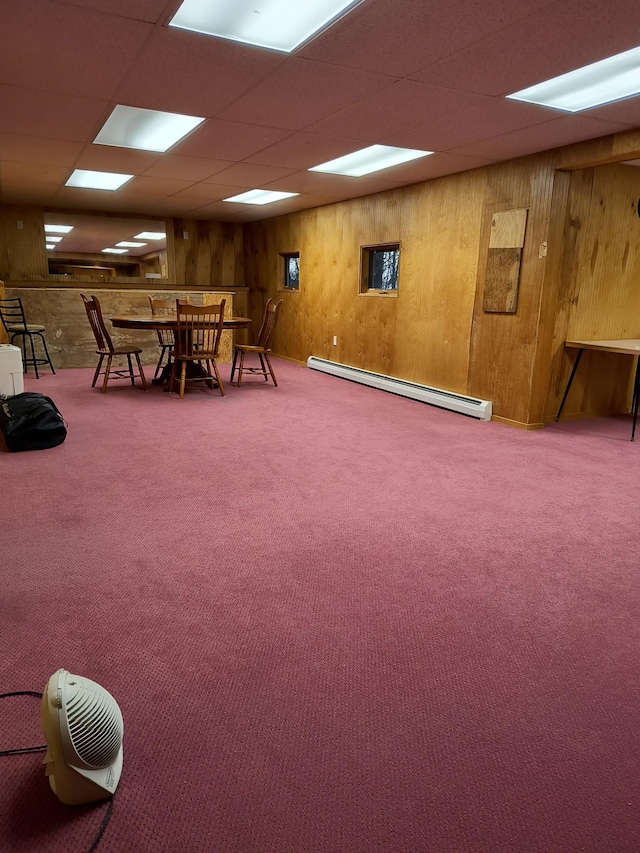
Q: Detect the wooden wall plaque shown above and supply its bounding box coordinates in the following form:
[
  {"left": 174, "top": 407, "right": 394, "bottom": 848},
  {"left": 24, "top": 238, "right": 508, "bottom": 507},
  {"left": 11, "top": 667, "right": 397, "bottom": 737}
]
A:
[{"left": 483, "top": 208, "right": 528, "bottom": 313}]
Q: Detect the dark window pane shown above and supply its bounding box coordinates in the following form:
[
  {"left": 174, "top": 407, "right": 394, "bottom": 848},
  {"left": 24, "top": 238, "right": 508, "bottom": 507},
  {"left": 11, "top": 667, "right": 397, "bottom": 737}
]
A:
[
  {"left": 369, "top": 249, "right": 399, "bottom": 290},
  {"left": 284, "top": 254, "right": 299, "bottom": 289}
]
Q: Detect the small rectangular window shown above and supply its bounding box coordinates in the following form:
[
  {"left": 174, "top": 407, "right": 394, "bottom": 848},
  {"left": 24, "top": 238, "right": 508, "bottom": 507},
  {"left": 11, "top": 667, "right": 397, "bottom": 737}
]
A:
[
  {"left": 280, "top": 252, "right": 300, "bottom": 290},
  {"left": 360, "top": 244, "right": 400, "bottom": 294}
]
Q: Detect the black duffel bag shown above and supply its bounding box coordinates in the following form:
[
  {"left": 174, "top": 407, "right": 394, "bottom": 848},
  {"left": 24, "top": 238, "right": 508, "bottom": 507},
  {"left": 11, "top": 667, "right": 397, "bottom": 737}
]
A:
[{"left": 0, "top": 392, "right": 67, "bottom": 452}]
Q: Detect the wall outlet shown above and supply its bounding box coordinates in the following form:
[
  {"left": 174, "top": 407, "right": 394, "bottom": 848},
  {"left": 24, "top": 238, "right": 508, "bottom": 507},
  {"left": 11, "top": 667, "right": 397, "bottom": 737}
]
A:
[
  {"left": 17, "top": 221, "right": 23, "bottom": 229},
  {"left": 183, "top": 231, "right": 189, "bottom": 239},
  {"left": 332, "top": 336, "right": 338, "bottom": 346}
]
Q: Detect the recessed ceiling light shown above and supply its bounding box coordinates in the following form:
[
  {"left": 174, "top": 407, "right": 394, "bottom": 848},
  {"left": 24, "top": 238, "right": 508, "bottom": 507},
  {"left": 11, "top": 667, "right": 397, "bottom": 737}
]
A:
[
  {"left": 45, "top": 244, "right": 56, "bottom": 250},
  {"left": 46, "top": 236, "right": 63, "bottom": 243},
  {"left": 134, "top": 232, "right": 165, "bottom": 240},
  {"left": 223, "top": 189, "right": 299, "bottom": 205},
  {"left": 116, "top": 241, "right": 147, "bottom": 248},
  {"left": 45, "top": 224, "right": 73, "bottom": 234},
  {"left": 507, "top": 45, "right": 640, "bottom": 112},
  {"left": 309, "top": 144, "right": 433, "bottom": 177},
  {"left": 169, "top": 0, "right": 363, "bottom": 53},
  {"left": 102, "top": 248, "right": 129, "bottom": 254},
  {"left": 94, "top": 105, "right": 205, "bottom": 152},
  {"left": 66, "top": 169, "right": 133, "bottom": 191}
]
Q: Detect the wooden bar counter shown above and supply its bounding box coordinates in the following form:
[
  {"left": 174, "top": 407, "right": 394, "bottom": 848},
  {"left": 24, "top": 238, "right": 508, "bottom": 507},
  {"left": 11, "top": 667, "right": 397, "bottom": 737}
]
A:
[{"left": 5, "top": 287, "right": 237, "bottom": 369}]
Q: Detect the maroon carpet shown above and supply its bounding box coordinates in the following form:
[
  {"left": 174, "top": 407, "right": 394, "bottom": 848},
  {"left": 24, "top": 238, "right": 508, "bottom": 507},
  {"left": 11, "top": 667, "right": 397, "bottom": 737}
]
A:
[{"left": 1, "top": 361, "right": 639, "bottom": 853}]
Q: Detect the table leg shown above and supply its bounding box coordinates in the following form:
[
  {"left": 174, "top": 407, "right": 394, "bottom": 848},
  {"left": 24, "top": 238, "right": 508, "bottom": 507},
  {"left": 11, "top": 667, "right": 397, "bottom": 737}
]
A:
[
  {"left": 630, "top": 357, "right": 640, "bottom": 442},
  {"left": 556, "top": 349, "right": 584, "bottom": 422}
]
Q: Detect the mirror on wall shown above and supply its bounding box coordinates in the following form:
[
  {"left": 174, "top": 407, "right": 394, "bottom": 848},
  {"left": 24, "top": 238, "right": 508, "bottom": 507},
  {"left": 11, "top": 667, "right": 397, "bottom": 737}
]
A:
[{"left": 44, "top": 213, "right": 169, "bottom": 280}]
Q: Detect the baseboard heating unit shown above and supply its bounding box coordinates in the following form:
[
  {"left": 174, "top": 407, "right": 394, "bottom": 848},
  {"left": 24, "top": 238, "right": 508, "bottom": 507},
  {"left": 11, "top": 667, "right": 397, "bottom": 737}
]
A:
[{"left": 307, "top": 357, "right": 492, "bottom": 421}]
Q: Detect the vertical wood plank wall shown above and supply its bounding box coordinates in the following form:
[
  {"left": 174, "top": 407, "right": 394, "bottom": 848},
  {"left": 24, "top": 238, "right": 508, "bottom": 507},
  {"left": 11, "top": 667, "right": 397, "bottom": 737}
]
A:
[
  {"left": 543, "top": 164, "right": 640, "bottom": 420},
  {"left": 3, "top": 126, "right": 640, "bottom": 428},
  {"left": 245, "top": 154, "right": 563, "bottom": 425},
  {"left": 0, "top": 207, "right": 244, "bottom": 292},
  {"left": 245, "top": 151, "right": 640, "bottom": 427},
  {"left": 245, "top": 172, "right": 488, "bottom": 403}
]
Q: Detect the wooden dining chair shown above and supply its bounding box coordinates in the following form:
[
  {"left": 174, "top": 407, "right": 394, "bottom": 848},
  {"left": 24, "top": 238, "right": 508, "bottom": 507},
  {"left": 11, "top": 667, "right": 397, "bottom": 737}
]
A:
[
  {"left": 81, "top": 294, "right": 148, "bottom": 393},
  {"left": 148, "top": 297, "right": 176, "bottom": 379},
  {"left": 230, "top": 298, "right": 283, "bottom": 387},
  {"left": 169, "top": 299, "right": 226, "bottom": 399}
]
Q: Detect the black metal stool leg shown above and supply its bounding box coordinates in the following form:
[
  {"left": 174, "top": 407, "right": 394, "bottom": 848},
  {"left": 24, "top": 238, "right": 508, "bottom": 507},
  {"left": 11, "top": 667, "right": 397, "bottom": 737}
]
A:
[
  {"left": 38, "top": 332, "right": 55, "bottom": 374},
  {"left": 556, "top": 349, "right": 584, "bottom": 422},
  {"left": 28, "top": 333, "right": 40, "bottom": 378}
]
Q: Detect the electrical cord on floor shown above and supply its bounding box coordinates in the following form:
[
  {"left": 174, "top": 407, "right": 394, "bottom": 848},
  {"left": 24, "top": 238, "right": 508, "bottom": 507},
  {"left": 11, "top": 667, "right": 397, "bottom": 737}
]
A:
[
  {"left": 1, "top": 690, "right": 115, "bottom": 853},
  {"left": 0, "top": 691, "right": 47, "bottom": 755}
]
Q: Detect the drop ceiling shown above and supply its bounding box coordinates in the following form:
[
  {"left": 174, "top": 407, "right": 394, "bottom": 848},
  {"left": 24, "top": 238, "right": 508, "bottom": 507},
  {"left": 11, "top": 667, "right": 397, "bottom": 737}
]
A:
[{"left": 1, "top": 0, "right": 639, "bottom": 224}]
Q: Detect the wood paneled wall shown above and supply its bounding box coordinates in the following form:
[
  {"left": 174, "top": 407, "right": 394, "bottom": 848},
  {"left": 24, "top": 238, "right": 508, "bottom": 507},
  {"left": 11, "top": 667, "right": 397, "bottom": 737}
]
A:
[
  {"left": 4, "top": 125, "right": 640, "bottom": 428},
  {"left": 245, "top": 157, "right": 560, "bottom": 424},
  {"left": 245, "top": 172, "right": 487, "bottom": 399},
  {"left": 172, "top": 218, "right": 244, "bottom": 287},
  {"left": 0, "top": 205, "right": 244, "bottom": 290},
  {"left": 544, "top": 163, "right": 640, "bottom": 420},
  {"left": 244, "top": 131, "right": 640, "bottom": 428}
]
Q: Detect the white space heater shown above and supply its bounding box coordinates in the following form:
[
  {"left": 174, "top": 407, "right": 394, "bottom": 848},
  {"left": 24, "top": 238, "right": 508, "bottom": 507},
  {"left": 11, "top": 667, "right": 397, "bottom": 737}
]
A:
[
  {"left": 40, "top": 669, "right": 124, "bottom": 805},
  {"left": 307, "top": 357, "right": 492, "bottom": 421},
  {"left": 0, "top": 344, "right": 24, "bottom": 397}
]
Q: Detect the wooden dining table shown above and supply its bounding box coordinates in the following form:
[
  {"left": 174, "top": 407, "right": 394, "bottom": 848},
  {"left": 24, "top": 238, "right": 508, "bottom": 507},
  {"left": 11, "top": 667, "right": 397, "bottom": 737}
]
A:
[
  {"left": 110, "top": 313, "right": 252, "bottom": 386},
  {"left": 110, "top": 314, "right": 252, "bottom": 332}
]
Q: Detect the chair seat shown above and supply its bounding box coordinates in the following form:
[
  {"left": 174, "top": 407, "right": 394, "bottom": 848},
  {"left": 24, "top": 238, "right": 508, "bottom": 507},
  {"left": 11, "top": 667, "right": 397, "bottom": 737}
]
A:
[
  {"left": 234, "top": 344, "right": 268, "bottom": 353},
  {"left": 8, "top": 323, "right": 46, "bottom": 332},
  {"left": 95, "top": 346, "right": 144, "bottom": 356},
  {"left": 174, "top": 350, "right": 219, "bottom": 360}
]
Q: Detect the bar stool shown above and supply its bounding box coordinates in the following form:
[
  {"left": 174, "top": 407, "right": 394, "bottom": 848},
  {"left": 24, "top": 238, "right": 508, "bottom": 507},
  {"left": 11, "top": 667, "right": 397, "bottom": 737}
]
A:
[{"left": 0, "top": 295, "right": 55, "bottom": 378}]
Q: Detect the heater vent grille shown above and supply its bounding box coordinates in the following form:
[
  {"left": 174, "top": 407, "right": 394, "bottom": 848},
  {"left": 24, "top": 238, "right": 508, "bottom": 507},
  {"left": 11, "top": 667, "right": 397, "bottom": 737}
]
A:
[
  {"left": 307, "top": 357, "right": 492, "bottom": 421},
  {"left": 65, "top": 679, "right": 123, "bottom": 768}
]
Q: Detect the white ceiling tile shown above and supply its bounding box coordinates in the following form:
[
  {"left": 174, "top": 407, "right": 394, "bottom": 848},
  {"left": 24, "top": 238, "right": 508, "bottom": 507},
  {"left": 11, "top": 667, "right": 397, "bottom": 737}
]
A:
[
  {"left": 0, "top": 84, "right": 109, "bottom": 141},
  {"left": 0, "top": 0, "right": 638, "bottom": 219},
  {"left": 411, "top": 0, "right": 640, "bottom": 97},
  {"left": 298, "top": 0, "right": 560, "bottom": 77},
  {"left": 218, "top": 58, "right": 396, "bottom": 130},
  {"left": 172, "top": 119, "right": 294, "bottom": 162},
  {"left": 0, "top": 0, "right": 152, "bottom": 100},
  {"left": 0, "top": 133, "right": 83, "bottom": 167},
  {"left": 451, "top": 115, "right": 635, "bottom": 161},
  {"left": 113, "top": 27, "right": 286, "bottom": 118},
  {"left": 306, "top": 80, "right": 487, "bottom": 140}
]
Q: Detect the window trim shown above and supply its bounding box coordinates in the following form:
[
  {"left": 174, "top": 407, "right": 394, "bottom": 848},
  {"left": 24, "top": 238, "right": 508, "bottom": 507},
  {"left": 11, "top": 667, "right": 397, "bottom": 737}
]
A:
[
  {"left": 359, "top": 242, "right": 400, "bottom": 297},
  {"left": 278, "top": 251, "right": 300, "bottom": 292}
]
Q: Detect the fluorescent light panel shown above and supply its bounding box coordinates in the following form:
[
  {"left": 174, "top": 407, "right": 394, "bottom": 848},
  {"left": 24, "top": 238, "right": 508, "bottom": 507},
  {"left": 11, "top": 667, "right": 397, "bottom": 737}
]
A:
[
  {"left": 223, "top": 189, "right": 299, "bottom": 205},
  {"left": 46, "top": 236, "right": 63, "bottom": 243},
  {"left": 94, "top": 105, "right": 205, "bottom": 152},
  {"left": 507, "top": 45, "right": 640, "bottom": 112},
  {"left": 45, "top": 224, "right": 73, "bottom": 234},
  {"left": 309, "top": 144, "right": 433, "bottom": 177},
  {"left": 169, "top": 0, "right": 363, "bottom": 53},
  {"left": 45, "top": 244, "right": 56, "bottom": 250},
  {"left": 66, "top": 169, "right": 133, "bottom": 191},
  {"left": 116, "top": 241, "right": 147, "bottom": 248},
  {"left": 102, "top": 248, "right": 129, "bottom": 254},
  {"left": 134, "top": 231, "right": 165, "bottom": 240}
]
